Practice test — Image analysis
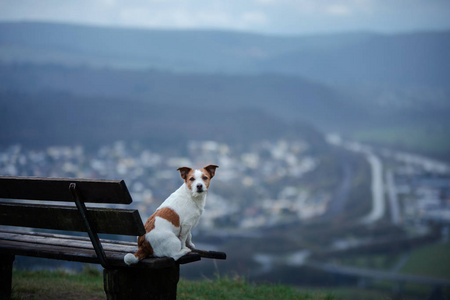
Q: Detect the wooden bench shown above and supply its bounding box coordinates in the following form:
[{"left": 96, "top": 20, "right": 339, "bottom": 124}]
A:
[{"left": 0, "top": 176, "right": 226, "bottom": 299}]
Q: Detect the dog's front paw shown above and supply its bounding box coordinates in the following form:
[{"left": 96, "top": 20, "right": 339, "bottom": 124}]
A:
[{"left": 187, "top": 242, "right": 196, "bottom": 250}]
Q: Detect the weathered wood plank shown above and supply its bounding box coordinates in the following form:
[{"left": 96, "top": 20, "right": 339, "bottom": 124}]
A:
[
  {"left": 0, "top": 229, "right": 136, "bottom": 246},
  {"left": 192, "top": 249, "right": 227, "bottom": 260},
  {"left": 0, "top": 239, "right": 184, "bottom": 268},
  {"left": 0, "top": 231, "right": 137, "bottom": 253},
  {"left": 0, "top": 176, "right": 132, "bottom": 204},
  {"left": 0, "top": 234, "right": 137, "bottom": 254},
  {"left": 0, "top": 230, "right": 202, "bottom": 267},
  {"left": 0, "top": 202, "right": 146, "bottom": 236},
  {"left": 0, "top": 239, "right": 101, "bottom": 264},
  {"left": 2, "top": 231, "right": 222, "bottom": 260}
]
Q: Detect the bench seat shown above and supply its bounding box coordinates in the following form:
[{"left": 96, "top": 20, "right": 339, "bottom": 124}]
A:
[{"left": 0, "top": 229, "right": 205, "bottom": 269}]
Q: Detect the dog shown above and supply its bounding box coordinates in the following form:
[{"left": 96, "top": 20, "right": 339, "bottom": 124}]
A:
[{"left": 124, "top": 165, "right": 218, "bottom": 265}]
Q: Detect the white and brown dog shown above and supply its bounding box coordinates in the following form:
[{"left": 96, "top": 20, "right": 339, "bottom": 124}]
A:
[{"left": 124, "top": 165, "right": 218, "bottom": 265}]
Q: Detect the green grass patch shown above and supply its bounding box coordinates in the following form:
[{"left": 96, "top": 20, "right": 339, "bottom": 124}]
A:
[
  {"left": 11, "top": 268, "right": 335, "bottom": 300},
  {"left": 13, "top": 267, "right": 450, "bottom": 300},
  {"left": 353, "top": 126, "right": 450, "bottom": 157},
  {"left": 400, "top": 241, "right": 450, "bottom": 279},
  {"left": 178, "top": 276, "right": 335, "bottom": 300},
  {"left": 12, "top": 266, "right": 104, "bottom": 300}
]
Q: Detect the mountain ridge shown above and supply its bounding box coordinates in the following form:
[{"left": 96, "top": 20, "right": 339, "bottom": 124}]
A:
[
  {"left": 1, "top": 21, "right": 449, "bottom": 88},
  {"left": 1, "top": 22, "right": 449, "bottom": 158}
]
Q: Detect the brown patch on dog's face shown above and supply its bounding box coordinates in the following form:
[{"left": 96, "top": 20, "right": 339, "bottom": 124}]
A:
[
  {"left": 177, "top": 167, "right": 192, "bottom": 180},
  {"left": 184, "top": 169, "right": 199, "bottom": 191}
]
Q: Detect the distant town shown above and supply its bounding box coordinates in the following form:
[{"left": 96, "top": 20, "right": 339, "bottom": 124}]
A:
[{"left": 1, "top": 136, "right": 450, "bottom": 234}]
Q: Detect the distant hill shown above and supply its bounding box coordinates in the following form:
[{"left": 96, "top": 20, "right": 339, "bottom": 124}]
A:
[
  {"left": 257, "top": 32, "right": 450, "bottom": 88},
  {"left": 0, "top": 64, "right": 361, "bottom": 127},
  {"left": 0, "top": 64, "right": 343, "bottom": 148},
  {"left": 0, "top": 22, "right": 449, "bottom": 158},
  {"left": 1, "top": 22, "right": 449, "bottom": 88},
  {"left": 0, "top": 89, "right": 325, "bottom": 149}
]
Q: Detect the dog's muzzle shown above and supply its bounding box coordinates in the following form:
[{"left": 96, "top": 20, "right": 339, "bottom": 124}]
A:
[{"left": 196, "top": 184, "right": 204, "bottom": 193}]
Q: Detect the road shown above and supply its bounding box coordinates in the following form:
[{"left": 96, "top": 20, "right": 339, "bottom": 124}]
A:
[
  {"left": 326, "top": 134, "right": 386, "bottom": 224},
  {"left": 360, "top": 152, "right": 385, "bottom": 224}
]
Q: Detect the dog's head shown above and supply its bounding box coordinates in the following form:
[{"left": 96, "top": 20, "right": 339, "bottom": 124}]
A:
[{"left": 177, "top": 165, "right": 218, "bottom": 197}]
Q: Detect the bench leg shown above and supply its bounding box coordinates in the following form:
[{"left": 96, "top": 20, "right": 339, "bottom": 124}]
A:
[
  {"left": 0, "top": 254, "right": 15, "bottom": 300},
  {"left": 103, "top": 264, "right": 179, "bottom": 300}
]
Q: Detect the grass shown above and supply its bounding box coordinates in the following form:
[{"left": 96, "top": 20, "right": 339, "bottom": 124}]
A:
[
  {"left": 353, "top": 125, "right": 450, "bottom": 158},
  {"left": 13, "top": 249, "right": 450, "bottom": 300},
  {"left": 332, "top": 241, "right": 450, "bottom": 280},
  {"left": 178, "top": 276, "right": 335, "bottom": 300},
  {"left": 11, "top": 266, "right": 104, "bottom": 300},
  {"left": 400, "top": 240, "right": 450, "bottom": 279},
  {"left": 11, "top": 268, "right": 335, "bottom": 300}
]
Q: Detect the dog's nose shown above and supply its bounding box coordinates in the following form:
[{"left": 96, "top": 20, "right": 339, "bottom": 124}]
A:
[{"left": 196, "top": 184, "right": 203, "bottom": 191}]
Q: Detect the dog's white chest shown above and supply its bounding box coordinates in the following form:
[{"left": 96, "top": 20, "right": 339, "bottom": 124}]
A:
[
  {"left": 158, "top": 185, "right": 204, "bottom": 232},
  {"left": 179, "top": 206, "right": 202, "bottom": 232}
]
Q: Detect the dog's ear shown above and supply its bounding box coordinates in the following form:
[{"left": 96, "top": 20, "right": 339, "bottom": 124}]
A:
[
  {"left": 177, "top": 167, "right": 192, "bottom": 180},
  {"left": 204, "top": 165, "right": 219, "bottom": 179}
]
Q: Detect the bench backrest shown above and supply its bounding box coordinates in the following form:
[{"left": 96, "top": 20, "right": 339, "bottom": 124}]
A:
[{"left": 0, "top": 176, "right": 145, "bottom": 236}]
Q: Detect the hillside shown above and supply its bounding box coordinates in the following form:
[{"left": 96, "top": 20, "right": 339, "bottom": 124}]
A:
[
  {"left": 2, "top": 61, "right": 450, "bottom": 159},
  {"left": 1, "top": 22, "right": 449, "bottom": 89},
  {"left": 0, "top": 63, "right": 354, "bottom": 149},
  {"left": 0, "top": 89, "right": 304, "bottom": 148},
  {"left": 1, "top": 22, "right": 449, "bottom": 157},
  {"left": 258, "top": 31, "right": 450, "bottom": 87}
]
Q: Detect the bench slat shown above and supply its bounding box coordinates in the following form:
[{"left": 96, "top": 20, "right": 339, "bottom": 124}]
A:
[
  {"left": 0, "top": 230, "right": 138, "bottom": 253},
  {"left": 0, "top": 176, "right": 132, "bottom": 204},
  {"left": 0, "top": 230, "right": 226, "bottom": 260},
  {"left": 0, "top": 230, "right": 202, "bottom": 268},
  {"left": 192, "top": 249, "right": 227, "bottom": 260},
  {"left": 0, "top": 202, "right": 146, "bottom": 236},
  {"left": 0, "top": 228, "right": 137, "bottom": 246},
  {"left": 0, "top": 239, "right": 179, "bottom": 268}
]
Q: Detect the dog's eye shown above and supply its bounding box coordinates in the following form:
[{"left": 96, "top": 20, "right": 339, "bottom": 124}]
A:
[
  {"left": 202, "top": 176, "right": 208, "bottom": 180},
  {"left": 189, "top": 177, "right": 195, "bottom": 181}
]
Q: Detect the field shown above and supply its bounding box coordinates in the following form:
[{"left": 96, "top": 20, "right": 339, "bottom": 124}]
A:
[
  {"left": 11, "top": 268, "right": 335, "bottom": 300},
  {"left": 353, "top": 125, "right": 450, "bottom": 160},
  {"left": 400, "top": 240, "right": 450, "bottom": 279}
]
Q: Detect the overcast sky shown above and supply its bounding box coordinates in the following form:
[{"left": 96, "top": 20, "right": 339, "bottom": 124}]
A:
[{"left": 1, "top": 0, "right": 450, "bottom": 35}]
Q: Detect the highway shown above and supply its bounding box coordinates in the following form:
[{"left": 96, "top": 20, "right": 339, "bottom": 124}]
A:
[
  {"left": 360, "top": 152, "right": 385, "bottom": 224},
  {"left": 326, "top": 134, "right": 386, "bottom": 224}
]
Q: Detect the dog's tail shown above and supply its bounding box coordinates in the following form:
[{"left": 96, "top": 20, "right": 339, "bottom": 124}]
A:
[
  {"left": 124, "top": 253, "right": 139, "bottom": 265},
  {"left": 124, "top": 248, "right": 149, "bottom": 265}
]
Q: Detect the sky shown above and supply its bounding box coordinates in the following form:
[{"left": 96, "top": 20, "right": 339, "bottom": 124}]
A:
[{"left": 0, "top": 0, "right": 450, "bottom": 35}]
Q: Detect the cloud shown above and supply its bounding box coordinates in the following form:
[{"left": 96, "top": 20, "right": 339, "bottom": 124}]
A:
[
  {"left": 325, "top": 4, "right": 352, "bottom": 16},
  {"left": 0, "top": 0, "right": 449, "bottom": 34},
  {"left": 241, "top": 11, "right": 268, "bottom": 25},
  {"left": 114, "top": 3, "right": 268, "bottom": 31}
]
